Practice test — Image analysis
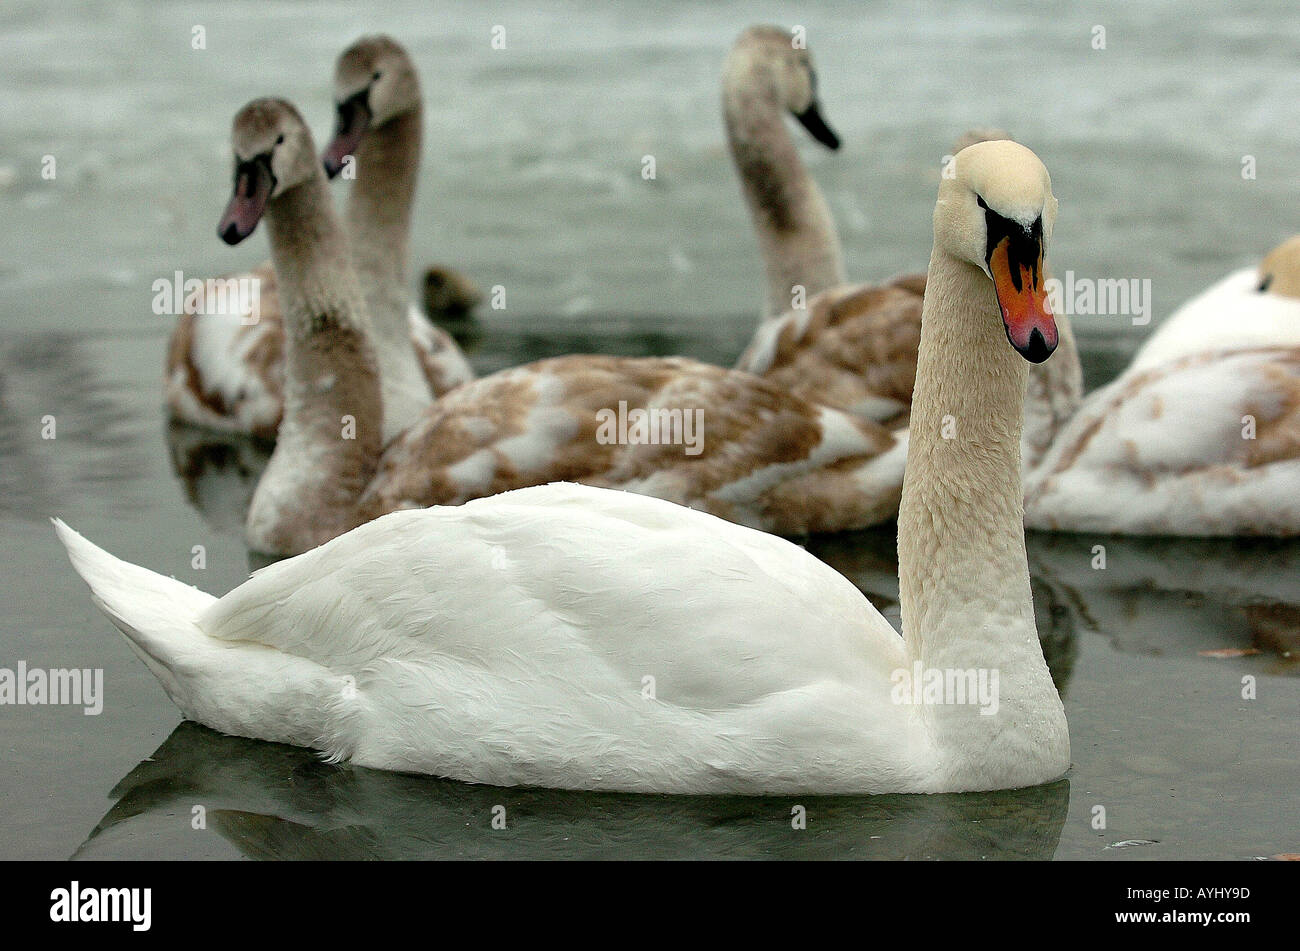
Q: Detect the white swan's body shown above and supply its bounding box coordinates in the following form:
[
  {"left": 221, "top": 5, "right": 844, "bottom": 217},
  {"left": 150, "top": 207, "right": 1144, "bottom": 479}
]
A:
[
  {"left": 1025, "top": 249, "right": 1300, "bottom": 537},
  {"left": 55, "top": 485, "right": 937, "bottom": 794},
  {"left": 1130, "top": 267, "right": 1300, "bottom": 372},
  {"left": 58, "top": 140, "right": 1070, "bottom": 795}
]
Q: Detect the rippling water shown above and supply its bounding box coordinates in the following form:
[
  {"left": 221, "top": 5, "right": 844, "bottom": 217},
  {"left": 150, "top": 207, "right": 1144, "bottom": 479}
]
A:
[{"left": 1, "top": 0, "right": 1298, "bottom": 859}]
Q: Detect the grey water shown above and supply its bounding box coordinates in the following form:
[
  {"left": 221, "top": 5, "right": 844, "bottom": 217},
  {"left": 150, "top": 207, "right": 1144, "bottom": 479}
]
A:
[{"left": 1, "top": 0, "right": 1297, "bottom": 859}]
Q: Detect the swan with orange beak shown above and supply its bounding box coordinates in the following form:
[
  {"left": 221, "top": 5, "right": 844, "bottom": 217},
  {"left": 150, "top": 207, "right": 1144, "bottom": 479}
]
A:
[{"left": 928, "top": 140, "right": 1060, "bottom": 368}]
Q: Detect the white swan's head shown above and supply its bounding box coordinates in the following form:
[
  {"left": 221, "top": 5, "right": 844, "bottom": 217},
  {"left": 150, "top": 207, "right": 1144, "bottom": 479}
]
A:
[
  {"left": 724, "top": 25, "right": 840, "bottom": 150},
  {"left": 1258, "top": 235, "right": 1300, "bottom": 298},
  {"left": 218, "top": 98, "right": 318, "bottom": 245},
  {"left": 935, "top": 140, "right": 1059, "bottom": 363},
  {"left": 323, "top": 35, "right": 420, "bottom": 178}
]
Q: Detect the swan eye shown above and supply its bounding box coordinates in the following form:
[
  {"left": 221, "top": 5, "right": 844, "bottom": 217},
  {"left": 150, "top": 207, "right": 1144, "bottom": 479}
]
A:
[
  {"left": 275, "top": 134, "right": 284, "bottom": 145},
  {"left": 372, "top": 71, "right": 382, "bottom": 81},
  {"left": 1258, "top": 274, "right": 1273, "bottom": 293}
]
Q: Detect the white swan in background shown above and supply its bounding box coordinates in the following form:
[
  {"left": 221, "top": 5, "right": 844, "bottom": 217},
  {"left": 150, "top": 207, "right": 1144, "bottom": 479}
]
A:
[
  {"left": 55, "top": 140, "right": 1070, "bottom": 794},
  {"left": 1025, "top": 235, "right": 1300, "bottom": 536},
  {"left": 166, "top": 36, "right": 474, "bottom": 443},
  {"left": 219, "top": 99, "right": 915, "bottom": 555}
]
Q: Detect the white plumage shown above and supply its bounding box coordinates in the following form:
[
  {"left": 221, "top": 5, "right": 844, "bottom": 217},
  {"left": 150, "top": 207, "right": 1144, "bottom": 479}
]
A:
[{"left": 55, "top": 484, "right": 933, "bottom": 794}]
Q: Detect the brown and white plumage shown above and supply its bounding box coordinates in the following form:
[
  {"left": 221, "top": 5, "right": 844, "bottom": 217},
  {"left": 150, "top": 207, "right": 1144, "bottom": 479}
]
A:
[
  {"left": 729, "top": 106, "right": 1082, "bottom": 468},
  {"left": 738, "top": 274, "right": 924, "bottom": 425},
  {"left": 1025, "top": 237, "right": 1300, "bottom": 536},
  {"left": 165, "top": 266, "right": 471, "bottom": 442},
  {"left": 220, "top": 100, "right": 909, "bottom": 556},
  {"left": 355, "top": 354, "right": 907, "bottom": 539}
]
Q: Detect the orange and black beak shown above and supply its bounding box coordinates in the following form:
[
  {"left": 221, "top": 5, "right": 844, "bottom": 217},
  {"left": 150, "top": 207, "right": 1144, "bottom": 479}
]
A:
[{"left": 984, "top": 208, "right": 1056, "bottom": 363}]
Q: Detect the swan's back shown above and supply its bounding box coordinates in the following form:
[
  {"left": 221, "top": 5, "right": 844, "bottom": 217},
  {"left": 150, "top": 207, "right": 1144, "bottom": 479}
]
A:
[
  {"left": 201, "top": 483, "right": 918, "bottom": 793},
  {"left": 1132, "top": 268, "right": 1300, "bottom": 373}
]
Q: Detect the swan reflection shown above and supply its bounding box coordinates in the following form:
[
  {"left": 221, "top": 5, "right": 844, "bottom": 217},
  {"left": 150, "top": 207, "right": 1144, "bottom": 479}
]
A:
[{"left": 78, "top": 722, "right": 1070, "bottom": 860}]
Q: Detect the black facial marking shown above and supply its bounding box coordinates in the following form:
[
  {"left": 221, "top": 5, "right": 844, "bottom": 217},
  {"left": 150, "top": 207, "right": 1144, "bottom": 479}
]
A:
[
  {"left": 336, "top": 87, "right": 371, "bottom": 128},
  {"left": 983, "top": 203, "right": 1043, "bottom": 293},
  {"left": 1258, "top": 274, "right": 1273, "bottom": 293},
  {"left": 233, "top": 151, "right": 276, "bottom": 194}
]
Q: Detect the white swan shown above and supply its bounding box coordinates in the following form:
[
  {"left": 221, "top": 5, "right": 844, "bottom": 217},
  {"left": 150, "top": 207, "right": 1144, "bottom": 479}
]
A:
[
  {"left": 55, "top": 139, "right": 1070, "bottom": 795},
  {"left": 165, "top": 36, "right": 474, "bottom": 443},
  {"left": 223, "top": 99, "right": 914, "bottom": 556},
  {"left": 1024, "top": 236, "right": 1300, "bottom": 536}
]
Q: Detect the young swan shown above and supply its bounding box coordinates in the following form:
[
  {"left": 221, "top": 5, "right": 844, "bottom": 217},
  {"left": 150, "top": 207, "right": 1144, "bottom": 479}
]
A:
[
  {"left": 226, "top": 99, "right": 912, "bottom": 556},
  {"left": 1025, "top": 234, "right": 1300, "bottom": 536},
  {"left": 723, "top": 25, "right": 845, "bottom": 319},
  {"left": 321, "top": 34, "right": 474, "bottom": 412},
  {"left": 165, "top": 36, "right": 473, "bottom": 443},
  {"left": 54, "top": 140, "right": 1069, "bottom": 794}
]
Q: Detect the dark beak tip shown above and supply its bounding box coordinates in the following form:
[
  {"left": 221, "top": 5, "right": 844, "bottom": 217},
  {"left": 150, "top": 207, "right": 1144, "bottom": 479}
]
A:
[{"left": 1019, "top": 327, "right": 1056, "bottom": 364}]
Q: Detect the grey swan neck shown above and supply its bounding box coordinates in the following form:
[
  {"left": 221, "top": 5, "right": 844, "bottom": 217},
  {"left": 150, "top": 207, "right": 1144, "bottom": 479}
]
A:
[
  {"left": 344, "top": 106, "right": 430, "bottom": 437},
  {"left": 724, "top": 84, "right": 845, "bottom": 318},
  {"left": 248, "top": 174, "right": 382, "bottom": 554}
]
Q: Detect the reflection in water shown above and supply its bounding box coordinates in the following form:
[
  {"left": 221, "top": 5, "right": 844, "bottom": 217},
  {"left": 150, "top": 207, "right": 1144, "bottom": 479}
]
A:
[
  {"left": 1029, "top": 533, "right": 1300, "bottom": 673},
  {"left": 165, "top": 422, "right": 271, "bottom": 538},
  {"left": 78, "top": 722, "right": 1069, "bottom": 860},
  {"left": 0, "top": 333, "right": 149, "bottom": 518}
]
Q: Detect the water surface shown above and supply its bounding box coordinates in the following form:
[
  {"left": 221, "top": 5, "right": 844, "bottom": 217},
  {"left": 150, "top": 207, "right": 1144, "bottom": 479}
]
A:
[{"left": 1, "top": 0, "right": 1297, "bottom": 859}]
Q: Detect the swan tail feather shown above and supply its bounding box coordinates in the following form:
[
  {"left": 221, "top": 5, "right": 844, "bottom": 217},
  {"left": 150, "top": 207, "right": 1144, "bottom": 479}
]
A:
[{"left": 52, "top": 519, "right": 217, "bottom": 698}]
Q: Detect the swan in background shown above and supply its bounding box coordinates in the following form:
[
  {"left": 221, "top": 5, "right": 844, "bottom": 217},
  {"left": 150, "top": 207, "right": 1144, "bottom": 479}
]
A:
[
  {"left": 723, "top": 70, "right": 1082, "bottom": 469},
  {"left": 166, "top": 36, "right": 474, "bottom": 443},
  {"left": 216, "top": 99, "right": 915, "bottom": 556},
  {"left": 421, "top": 265, "right": 483, "bottom": 326},
  {"left": 55, "top": 139, "right": 1070, "bottom": 795},
  {"left": 1025, "top": 235, "right": 1300, "bottom": 536},
  {"left": 1128, "top": 235, "right": 1300, "bottom": 374},
  {"left": 722, "top": 24, "right": 845, "bottom": 319}
]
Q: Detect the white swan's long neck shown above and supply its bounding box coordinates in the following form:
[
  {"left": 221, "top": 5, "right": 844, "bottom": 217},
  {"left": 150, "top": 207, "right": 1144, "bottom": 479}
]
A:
[
  {"left": 248, "top": 175, "right": 382, "bottom": 553},
  {"left": 724, "top": 83, "right": 845, "bottom": 318},
  {"left": 344, "top": 106, "right": 431, "bottom": 436},
  {"left": 897, "top": 248, "right": 1068, "bottom": 788},
  {"left": 1023, "top": 297, "right": 1082, "bottom": 471}
]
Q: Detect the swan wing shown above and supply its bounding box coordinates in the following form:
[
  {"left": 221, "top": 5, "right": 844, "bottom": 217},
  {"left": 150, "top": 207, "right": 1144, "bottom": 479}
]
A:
[
  {"left": 736, "top": 276, "right": 924, "bottom": 423},
  {"left": 407, "top": 303, "right": 475, "bottom": 396},
  {"left": 199, "top": 483, "right": 912, "bottom": 792},
  {"left": 164, "top": 261, "right": 283, "bottom": 440},
  {"left": 1132, "top": 268, "right": 1300, "bottom": 373},
  {"left": 1026, "top": 347, "right": 1300, "bottom": 535},
  {"left": 359, "top": 355, "right": 904, "bottom": 535}
]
